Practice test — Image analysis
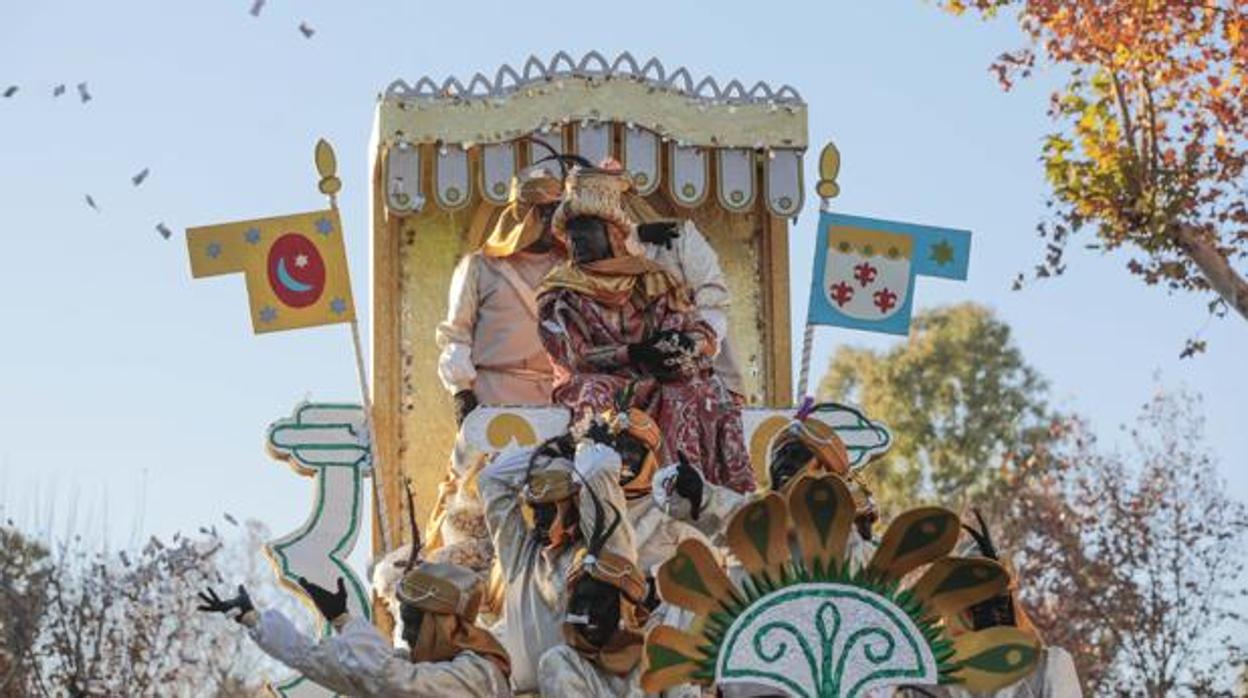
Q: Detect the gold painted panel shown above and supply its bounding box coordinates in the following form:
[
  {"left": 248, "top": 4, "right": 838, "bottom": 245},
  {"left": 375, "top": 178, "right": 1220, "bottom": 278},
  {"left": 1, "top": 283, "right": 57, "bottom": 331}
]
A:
[
  {"left": 378, "top": 77, "right": 807, "bottom": 150},
  {"left": 376, "top": 171, "right": 791, "bottom": 526}
]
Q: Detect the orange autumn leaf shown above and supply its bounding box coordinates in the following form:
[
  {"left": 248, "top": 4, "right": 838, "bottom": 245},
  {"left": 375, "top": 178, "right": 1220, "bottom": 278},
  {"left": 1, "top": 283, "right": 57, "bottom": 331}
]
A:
[{"left": 932, "top": 0, "right": 1248, "bottom": 341}]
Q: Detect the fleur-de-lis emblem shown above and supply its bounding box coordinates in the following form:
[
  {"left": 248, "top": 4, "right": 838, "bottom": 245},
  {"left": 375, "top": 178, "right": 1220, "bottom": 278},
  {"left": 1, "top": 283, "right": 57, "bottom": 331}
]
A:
[
  {"left": 829, "top": 281, "right": 854, "bottom": 308},
  {"left": 873, "top": 288, "right": 898, "bottom": 313},
  {"left": 853, "top": 262, "right": 878, "bottom": 288}
]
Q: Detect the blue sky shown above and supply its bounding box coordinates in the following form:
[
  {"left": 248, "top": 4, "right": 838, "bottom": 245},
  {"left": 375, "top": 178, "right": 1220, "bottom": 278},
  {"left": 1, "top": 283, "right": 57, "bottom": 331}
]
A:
[{"left": 2, "top": 0, "right": 1245, "bottom": 568}]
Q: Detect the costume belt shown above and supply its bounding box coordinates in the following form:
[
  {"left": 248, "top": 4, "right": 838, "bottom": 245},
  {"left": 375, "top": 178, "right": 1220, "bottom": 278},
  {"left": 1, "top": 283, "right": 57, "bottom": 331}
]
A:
[{"left": 475, "top": 366, "right": 553, "bottom": 382}]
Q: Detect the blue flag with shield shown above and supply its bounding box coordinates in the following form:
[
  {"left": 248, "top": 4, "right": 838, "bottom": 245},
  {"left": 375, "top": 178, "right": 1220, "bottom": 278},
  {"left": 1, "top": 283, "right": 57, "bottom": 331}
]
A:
[{"left": 807, "top": 212, "right": 971, "bottom": 335}]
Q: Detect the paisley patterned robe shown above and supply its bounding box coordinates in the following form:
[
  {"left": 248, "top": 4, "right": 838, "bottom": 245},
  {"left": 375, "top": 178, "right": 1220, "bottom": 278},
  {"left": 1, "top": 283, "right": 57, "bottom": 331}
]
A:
[{"left": 537, "top": 286, "right": 755, "bottom": 493}]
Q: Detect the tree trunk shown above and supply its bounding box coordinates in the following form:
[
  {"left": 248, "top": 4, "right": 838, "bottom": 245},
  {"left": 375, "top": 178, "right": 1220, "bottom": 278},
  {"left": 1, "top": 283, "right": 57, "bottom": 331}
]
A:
[{"left": 1173, "top": 224, "right": 1248, "bottom": 321}]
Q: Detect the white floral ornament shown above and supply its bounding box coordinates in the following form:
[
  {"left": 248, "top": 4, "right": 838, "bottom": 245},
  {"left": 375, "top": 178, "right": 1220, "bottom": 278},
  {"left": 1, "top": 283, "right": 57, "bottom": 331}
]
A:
[{"left": 641, "top": 478, "right": 1044, "bottom": 698}]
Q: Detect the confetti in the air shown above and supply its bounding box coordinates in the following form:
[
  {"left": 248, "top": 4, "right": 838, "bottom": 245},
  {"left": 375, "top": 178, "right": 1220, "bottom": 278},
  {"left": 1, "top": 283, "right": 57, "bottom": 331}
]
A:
[
  {"left": 3, "top": 86, "right": 17, "bottom": 98},
  {"left": 85, "top": 194, "right": 100, "bottom": 211},
  {"left": 77, "top": 82, "right": 91, "bottom": 103},
  {"left": 223, "top": 512, "right": 238, "bottom": 526},
  {"left": 53, "top": 84, "right": 66, "bottom": 97},
  {"left": 156, "top": 222, "right": 172, "bottom": 239},
  {"left": 132, "top": 168, "right": 150, "bottom": 186},
  {"left": 250, "top": 0, "right": 265, "bottom": 16},
  {"left": 298, "top": 22, "right": 315, "bottom": 38}
]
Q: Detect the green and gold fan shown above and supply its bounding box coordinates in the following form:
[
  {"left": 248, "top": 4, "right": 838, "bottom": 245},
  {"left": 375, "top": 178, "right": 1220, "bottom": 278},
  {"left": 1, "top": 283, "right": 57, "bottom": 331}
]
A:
[{"left": 641, "top": 474, "right": 1041, "bottom": 698}]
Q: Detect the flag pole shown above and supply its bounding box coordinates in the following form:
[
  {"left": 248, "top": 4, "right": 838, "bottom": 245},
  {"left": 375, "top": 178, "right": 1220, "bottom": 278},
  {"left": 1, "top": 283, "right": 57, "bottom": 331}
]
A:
[
  {"left": 796, "top": 323, "right": 815, "bottom": 399},
  {"left": 316, "top": 138, "right": 393, "bottom": 553},
  {"left": 799, "top": 142, "right": 843, "bottom": 403}
]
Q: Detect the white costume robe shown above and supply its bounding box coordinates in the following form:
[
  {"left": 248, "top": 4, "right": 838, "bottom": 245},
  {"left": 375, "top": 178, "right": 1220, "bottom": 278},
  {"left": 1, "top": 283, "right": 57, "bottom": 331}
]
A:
[
  {"left": 628, "top": 494, "right": 719, "bottom": 580},
  {"left": 436, "top": 250, "right": 559, "bottom": 405},
  {"left": 531, "top": 463, "right": 700, "bottom": 698},
  {"left": 644, "top": 220, "right": 743, "bottom": 396},
  {"left": 537, "top": 644, "right": 647, "bottom": 698},
  {"left": 893, "top": 647, "right": 1082, "bottom": 697},
  {"left": 242, "top": 609, "right": 510, "bottom": 697},
  {"left": 480, "top": 441, "right": 634, "bottom": 694}
]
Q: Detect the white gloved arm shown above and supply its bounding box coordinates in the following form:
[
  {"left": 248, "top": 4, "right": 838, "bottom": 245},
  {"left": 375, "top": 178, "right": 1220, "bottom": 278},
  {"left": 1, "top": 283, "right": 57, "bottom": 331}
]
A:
[
  {"left": 652, "top": 462, "right": 748, "bottom": 546},
  {"left": 435, "top": 254, "right": 481, "bottom": 394},
  {"left": 573, "top": 441, "right": 636, "bottom": 562},
  {"left": 373, "top": 651, "right": 510, "bottom": 697},
  {"left": 675, "top": 221, "right": 730, "bottom": 355},
  {"left": 479, "top": 447, "right": 534, "bottom": 573},
  {"left": 244, "top": 609, "right": 376, "bottom": 696}
]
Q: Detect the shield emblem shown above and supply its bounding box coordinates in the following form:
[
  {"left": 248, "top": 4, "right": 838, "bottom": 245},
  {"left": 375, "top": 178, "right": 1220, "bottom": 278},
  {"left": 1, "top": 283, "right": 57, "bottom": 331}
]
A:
[{"left": 822, "top": 227, "right": 913, "bottom": 322}]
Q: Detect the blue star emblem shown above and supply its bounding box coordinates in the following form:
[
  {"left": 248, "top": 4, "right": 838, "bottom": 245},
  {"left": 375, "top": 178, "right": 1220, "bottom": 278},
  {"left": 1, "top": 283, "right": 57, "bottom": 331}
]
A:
[
  {"left": 330, "top": 297, "right": 348, "bottom": 315},
  {"left": 259, "top": 306, "right": 278, "bottom": 323},
  {"left": 206, "top": 242, "right": 222, "bottom": 259},
  {"left": 314, "top": 217, "right": 333, "bottom": 236},
  {"left": 244, "top": 227, "right": 261, "bottom": 244}
]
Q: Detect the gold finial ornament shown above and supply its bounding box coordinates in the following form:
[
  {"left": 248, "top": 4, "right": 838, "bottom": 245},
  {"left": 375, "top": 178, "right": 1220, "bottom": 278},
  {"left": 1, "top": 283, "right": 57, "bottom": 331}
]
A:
[
  {"left": 315, "top": 138, "right": 343, "bottom": 197},
  {"left": 816, "top": 141, "right": 841, "bottom": 200}
]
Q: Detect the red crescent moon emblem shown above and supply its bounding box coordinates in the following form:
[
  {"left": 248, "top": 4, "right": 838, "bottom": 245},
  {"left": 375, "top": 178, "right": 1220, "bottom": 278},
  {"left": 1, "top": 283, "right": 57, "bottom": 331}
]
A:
[{"left": 267, "top": 233, "right": 326, "bottom": 308}]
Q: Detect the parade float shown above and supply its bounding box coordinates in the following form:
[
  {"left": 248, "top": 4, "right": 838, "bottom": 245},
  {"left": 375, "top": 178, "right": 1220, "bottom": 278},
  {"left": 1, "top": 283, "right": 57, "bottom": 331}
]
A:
[{"left": 184, "top": 52, "right": 1058, "bottom": 698}]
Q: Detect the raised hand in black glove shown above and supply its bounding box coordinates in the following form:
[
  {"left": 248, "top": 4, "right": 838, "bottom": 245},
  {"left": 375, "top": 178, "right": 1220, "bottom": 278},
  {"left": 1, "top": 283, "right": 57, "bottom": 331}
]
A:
[
  {"left": 637, "top": 221, "right": 681, "bottom": 250},
  {"left": 197, "top": 584, "right": 254, "bottom": 623},
  {"left": 453, "top": 389, "right": 479, "bottom": 427},
  {"left": 583, "top": 418, "right": 615, "bottom": 447},
  {"left": 674, "top": 452, "right": 704, "bottom": 521},
  {"left": 298, "top": 576, "right": 348, "bottom": 623},
  {"left": 551, "top": 432, "right": 577, "bottom": 459}
]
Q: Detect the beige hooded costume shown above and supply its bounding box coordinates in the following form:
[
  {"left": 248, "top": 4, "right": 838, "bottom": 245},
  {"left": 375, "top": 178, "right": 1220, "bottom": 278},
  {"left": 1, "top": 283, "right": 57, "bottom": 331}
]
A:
[
  {"left": 435, "top": 169, "right": 563, "bottom": 406},
  {"left": 242, "top": 552, "right": 511, "bottom": 697},
  {"left": 479, "top": 440, "right": 635, "bottom": 693}
]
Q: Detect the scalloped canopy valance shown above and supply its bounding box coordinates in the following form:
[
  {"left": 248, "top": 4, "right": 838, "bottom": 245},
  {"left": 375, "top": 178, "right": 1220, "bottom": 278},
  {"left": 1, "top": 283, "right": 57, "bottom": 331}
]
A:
[{"left": 374, "top": 52, "right": 808, "bottom": 219}]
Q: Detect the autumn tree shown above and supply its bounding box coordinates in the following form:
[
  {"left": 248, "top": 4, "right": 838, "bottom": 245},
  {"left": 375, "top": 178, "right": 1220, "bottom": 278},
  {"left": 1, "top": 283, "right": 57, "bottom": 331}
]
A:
[
  {"left": 1005, "top": 389, "right": 1248, "bottom": 696},
  {"left": 1, "top": 516, "right": 298, "bottom": 697},
  {"left": 934, "top": 1, "right": 1248, "bottom": 352},
  {"left": 0, "top": 524, "right": 52, "bottom": 697},
  {"left": 818, "top": 303, "right": 1056, "bottom": 515}
]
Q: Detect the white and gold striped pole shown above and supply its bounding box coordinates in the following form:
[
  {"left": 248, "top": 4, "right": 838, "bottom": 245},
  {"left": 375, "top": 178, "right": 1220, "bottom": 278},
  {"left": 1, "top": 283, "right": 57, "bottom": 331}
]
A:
[
  {"left": 315, "top": 138, "right": 392, "bottom": 553},
  {"left": 796, "top": 142, "right": 842, "bottom": 400}
]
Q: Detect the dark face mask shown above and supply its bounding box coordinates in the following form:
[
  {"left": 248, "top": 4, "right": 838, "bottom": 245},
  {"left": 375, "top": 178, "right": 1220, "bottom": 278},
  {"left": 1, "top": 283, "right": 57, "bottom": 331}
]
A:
[
  {"left": 567, "top": 216, "right": 612, "bottom": 264},
  {"left": 524, "top": 204, "right": 560, "bottom": 253},
  {"left": 769, "top": 440, "right": 815, "bottom": 491},
  {"left": 531, "top": 502, "right": 557, "bottom": 544},
  {"left": 568, "top": 575, "right": 621, "bottom": 649},
  {"left": 968, "top": 594, "right": 1017, "bottom": 630},
  {"left": 615, "top": 433, "right": 649, "bottom": 486},
  {"left": 399, "top": 603, "right": 425, "bottom": 649}
]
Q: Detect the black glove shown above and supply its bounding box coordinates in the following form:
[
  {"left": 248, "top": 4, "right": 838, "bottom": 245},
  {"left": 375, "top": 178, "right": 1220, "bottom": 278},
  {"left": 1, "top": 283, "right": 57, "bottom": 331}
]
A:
[
  {"left": 651, "top": 329, "right": 697, "bottom": 355},
  {"left": 584, "top": 419, "right": 615, "bottom": 447},
  {"left": 551, "top": 432, "right": 577, "bottom": 459},
  {"left": 637, "top": 221, "right": 681, "bottom": 250},
  {"left": 627, "top": 339, "right": 668, "bottom": 374},
  {"left": 674, "top": 453, "right": 704, "bottom": 521},
  {"left": 453, "top": 389, "right": 479, "bottom": 426},
  {"left": 197, "top": 585, "right": 254, "bottom": 623},
  {"left": 298, "top": 576, "right": 348, "bottom": 623},
  {"left": 643, "top": 575, "right": 662, "bottom": 613}
]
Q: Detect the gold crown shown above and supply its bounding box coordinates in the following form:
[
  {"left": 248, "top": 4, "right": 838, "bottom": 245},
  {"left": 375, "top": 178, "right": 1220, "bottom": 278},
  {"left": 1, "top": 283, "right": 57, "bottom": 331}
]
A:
[{"left": 551, "top": 167, "right": 640, "bottom": 251}]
